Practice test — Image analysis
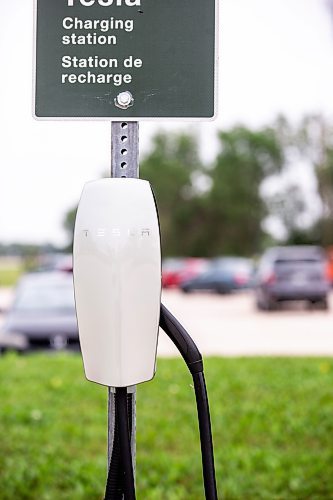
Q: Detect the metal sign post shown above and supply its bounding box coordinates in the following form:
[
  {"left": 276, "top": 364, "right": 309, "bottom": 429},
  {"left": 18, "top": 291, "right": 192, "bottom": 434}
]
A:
[
  {"left": 111, "top": 122, "right": 139, "bottom": 178},
  {"left": 108, "top": 121, "right": 139, "bottom": 472}
]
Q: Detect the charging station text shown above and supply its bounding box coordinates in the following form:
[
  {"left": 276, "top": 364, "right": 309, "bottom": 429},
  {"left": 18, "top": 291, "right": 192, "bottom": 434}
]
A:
[
  {"left": 59, "top": 1, "right": 145, "bottom": 88},
  {"left": 67, "top": 0, "right": 141, "bottom": 6},
  {"left": 61, "top": 55, "right": 142, "bottom": 85}
]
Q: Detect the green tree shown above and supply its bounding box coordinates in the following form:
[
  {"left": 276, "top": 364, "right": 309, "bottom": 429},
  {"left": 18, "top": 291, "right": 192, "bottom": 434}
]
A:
[
  {"left": 261, "top": 115, "right": 333, "bottom": 247},
  {"left": 63, "top": 125, "right": 296, "bottom": 257},
  {"left": 297, "top": 115, "right": 333, "bottom": 246},
  {"left": 141, "top": 127, "right": 286, "bottom": 257},
  {"left": 140, "top": 132, "right": 204, "bottom": 256},
  {"left": 265, "top": 116, "right": 312, "bottom": 244},
  {"left": 63, "top": 206, "right": 77, "bottom": 251},
  {"left": 205, "top": 126, "right": 284, "bottom": 255}
]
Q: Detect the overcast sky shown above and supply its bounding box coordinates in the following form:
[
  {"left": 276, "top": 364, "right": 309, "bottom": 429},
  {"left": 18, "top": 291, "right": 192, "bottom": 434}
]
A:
[{"left": 1, "top": 0, "right": 333, "bottom": 246}]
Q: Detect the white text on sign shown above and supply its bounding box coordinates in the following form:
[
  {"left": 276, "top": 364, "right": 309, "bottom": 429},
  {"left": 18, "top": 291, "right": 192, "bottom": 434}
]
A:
[{"left": 67, "top": 0, "right": 141, "bottom": 6}]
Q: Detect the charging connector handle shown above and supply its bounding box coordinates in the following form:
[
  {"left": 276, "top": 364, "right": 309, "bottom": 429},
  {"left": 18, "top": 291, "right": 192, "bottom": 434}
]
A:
[{"left": 160, "top": 304, "right": 218, "bottom": 500}]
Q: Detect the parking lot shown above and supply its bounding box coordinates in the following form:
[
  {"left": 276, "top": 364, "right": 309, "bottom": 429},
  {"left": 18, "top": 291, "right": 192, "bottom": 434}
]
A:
[
  {"left": 1, "top": 287, "right": 333, "bottom": 357},
  {"left": 158, "top": 289, "right": 333, "bottom": 357}
]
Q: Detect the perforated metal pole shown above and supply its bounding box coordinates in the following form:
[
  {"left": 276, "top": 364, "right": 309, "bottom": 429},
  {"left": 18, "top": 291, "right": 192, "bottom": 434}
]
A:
[
  {"left": 111, "top": 121, "right": 139, "bottom": 179},
  {"left": 108, "top": 121, "right": 139, "bottom": 475}
]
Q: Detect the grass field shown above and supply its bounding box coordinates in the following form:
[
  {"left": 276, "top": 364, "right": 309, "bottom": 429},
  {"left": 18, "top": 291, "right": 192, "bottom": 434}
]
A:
[
  {"left": 0, "top": 354, "right": 332, "bottom": 499},
  {"left": 0, "top": 266, "right": 22, "bottom": 287}
]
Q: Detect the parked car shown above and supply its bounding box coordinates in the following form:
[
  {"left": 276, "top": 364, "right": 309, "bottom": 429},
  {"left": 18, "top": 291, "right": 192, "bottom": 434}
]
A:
[
  {"left": 180, "top": 257, "right": 254, "bottom": 294},
  {"left": 177, "top": 258, "right": 209, "bottom": 286},
  {"left": 37, "top": 253, "right": 73, "bottom": 273},
  {"left": 162, "top": 258, "right": 186, "bottom": 287},
  {"left": 162, "top": 257, "right": 208, "bottom": 288},
  {"left": 255, "top": 246, "right": 330, "bottom": 311},
  {"left": 326, "top": 247, "right": 333, "bottom": 287},
  {"left": 0, "top": 271, "right": 79, "bottom": 352}
]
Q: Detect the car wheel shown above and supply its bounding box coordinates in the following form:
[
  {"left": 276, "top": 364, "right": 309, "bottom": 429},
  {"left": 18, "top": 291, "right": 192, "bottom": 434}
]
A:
[
  {"left": 262, "top": 297, "right": 278, "bottom": 311},
  {"left": 269, "top": 300, "right": 279, "bottom": 311},
  {"left": 315, "top": 298, "right": 329, "bottom": 311},
  {"left": 256, "top": 299, "right": 265, "bottom": 311}
]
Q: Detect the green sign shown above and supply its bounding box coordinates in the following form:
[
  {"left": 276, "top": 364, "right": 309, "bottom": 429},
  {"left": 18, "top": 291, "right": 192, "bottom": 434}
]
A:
[{"left": 34, "top": 0, "right": 217, "bottom": 119}]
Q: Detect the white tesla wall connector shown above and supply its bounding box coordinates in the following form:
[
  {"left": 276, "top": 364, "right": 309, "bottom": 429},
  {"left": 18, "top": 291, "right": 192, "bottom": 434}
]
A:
[{"left": 73, "top": 178, "right": 161, "bottom": 387}]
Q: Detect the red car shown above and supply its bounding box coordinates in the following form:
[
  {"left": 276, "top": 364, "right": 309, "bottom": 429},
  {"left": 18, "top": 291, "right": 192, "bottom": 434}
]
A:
[
  {"left": 327, "top": 248, "right": 333, "bottom": 286},
  {"left": 162, "top": 258, "right": 208, "bottom": 288}
]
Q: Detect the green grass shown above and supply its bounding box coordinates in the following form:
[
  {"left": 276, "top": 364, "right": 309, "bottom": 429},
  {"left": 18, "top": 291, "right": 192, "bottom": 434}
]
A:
[
  {"left": 0, "top": 266, "right": 22, "bottom": 287},
  {"left": 0, "top": 355, "right": 333, "bottom": 499}
]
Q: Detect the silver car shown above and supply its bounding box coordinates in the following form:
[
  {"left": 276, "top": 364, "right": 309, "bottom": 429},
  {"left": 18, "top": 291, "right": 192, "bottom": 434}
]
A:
[
  {"left": 0, "top": 271, "right": 79, "bottom": 352},
  {"left": 255, "top": 246, "right": 330, "bottom": 311}
]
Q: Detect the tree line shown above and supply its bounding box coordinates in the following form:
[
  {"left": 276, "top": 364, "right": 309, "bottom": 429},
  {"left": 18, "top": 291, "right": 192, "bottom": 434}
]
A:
[{"left": 64, "top": 115, "right": 333, "bottom": 257}]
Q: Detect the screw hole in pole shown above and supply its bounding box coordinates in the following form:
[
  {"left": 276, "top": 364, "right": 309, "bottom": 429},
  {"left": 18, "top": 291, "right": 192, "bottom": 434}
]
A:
[
  {"left": 121, "top": 136, "right": 128, "bottom": 143},
  {"left": 121, "top": 162, "right": 127, "bottom": 169},
  {"left": 121, "top": 149, "right": 128, "bottom": 156},
  {"left": 121, "top": 123, "right": 128, "bottom": 129}
]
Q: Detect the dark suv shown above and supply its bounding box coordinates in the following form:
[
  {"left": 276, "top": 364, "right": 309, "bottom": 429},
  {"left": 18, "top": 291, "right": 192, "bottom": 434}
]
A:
[{"left": 255, "top": 246, "right": 330, "bottom": 311}]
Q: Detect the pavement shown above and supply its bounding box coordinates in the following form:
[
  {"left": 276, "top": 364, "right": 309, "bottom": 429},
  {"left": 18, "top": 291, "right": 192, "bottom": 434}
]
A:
[
  {"left": 1, "top": 287, "right": 333, "bottom": 357},
  {"left": 157, "top": 289, "right": 333, "bottom": 357},
  {"left": 0, "top": 287, "right": 13, "bottom": 311}
]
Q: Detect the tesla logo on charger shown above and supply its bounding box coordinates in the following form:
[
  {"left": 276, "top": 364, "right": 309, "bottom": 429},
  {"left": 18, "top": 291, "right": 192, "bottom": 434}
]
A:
[{"left": 82, "top": 228, "right": 150, "bottom": 237}]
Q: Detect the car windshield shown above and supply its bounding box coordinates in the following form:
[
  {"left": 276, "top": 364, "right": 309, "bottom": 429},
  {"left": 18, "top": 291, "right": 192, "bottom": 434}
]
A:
[
  {"left": 275, "top": 258, "right": 321, "bottom": 264},
  {"left": 213, "top": 259, "right": 252, "bottom": 272},
  {"left": 162, "top": 259, "right": 184, "bottom": 271},
  {"left": 13, "top": 282, "right": 75, "bottom": 313}
]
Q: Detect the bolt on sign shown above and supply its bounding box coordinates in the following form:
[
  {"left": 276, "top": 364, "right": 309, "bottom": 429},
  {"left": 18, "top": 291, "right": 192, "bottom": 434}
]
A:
[{"left": 34, "top": 0, "right": 217, "bottom": 120}]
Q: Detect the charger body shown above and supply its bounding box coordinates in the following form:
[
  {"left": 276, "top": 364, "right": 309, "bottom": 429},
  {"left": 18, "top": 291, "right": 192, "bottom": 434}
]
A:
[{"left": 73, "top": 178, "right": 161, "bottom": 387}]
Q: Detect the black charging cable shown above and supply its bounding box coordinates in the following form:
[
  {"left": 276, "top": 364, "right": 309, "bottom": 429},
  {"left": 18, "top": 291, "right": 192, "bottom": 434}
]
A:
[
  {"left": 105, "top": 388, "right": 136, "bottom": 500},
  {"left": 105, "top": 304, "right": 218, "bottom": 500},
  {"left": 104, "top": 397, "right": 123, "bottom": 499},
  {"left": 117, "top": 388, "right": 136, "bottom": 500},
  {"left": 159, "top": 304, "right": 218, "bottom": 500}
]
